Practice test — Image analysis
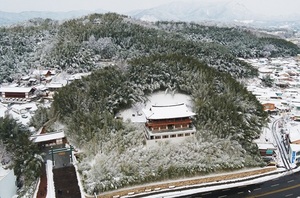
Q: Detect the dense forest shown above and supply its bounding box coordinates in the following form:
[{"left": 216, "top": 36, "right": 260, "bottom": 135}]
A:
[
  {"left": 50, "top": 51, "right": 268, "bottom": 193},
  {"left": 0, "top": 13, "right": 299, "bottom": 84},
  {"left": 1, "top": 13, "right": 300, "bottom": 195}
]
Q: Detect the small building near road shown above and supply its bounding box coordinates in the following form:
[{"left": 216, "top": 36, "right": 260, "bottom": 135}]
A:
[
  {"left": 256, "top": 143, "right": 277, "bottom": 157},
  {"left": 143, "top": 103, "right": 196, "bottom": 146},
  {"left": 285, "top": 122, "right": 300, "bottom": 164},
  {"left": 255, "top": 142, "right": 277, "bottom": 166},
  {"left": 289, "top": 144, "right": 300, "bottom": 164}
]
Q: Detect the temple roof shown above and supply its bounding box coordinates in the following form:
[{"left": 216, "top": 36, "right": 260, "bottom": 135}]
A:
[{"left": 143, "top": 103, "right": 195, "bottom": 120}]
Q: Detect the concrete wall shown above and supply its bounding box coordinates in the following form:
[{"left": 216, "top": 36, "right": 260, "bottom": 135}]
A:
[{"left": 0, "top": 167, "right": 17, "bottom": 198}]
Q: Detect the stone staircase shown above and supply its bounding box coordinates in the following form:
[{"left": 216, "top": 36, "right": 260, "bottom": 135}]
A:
[{"left": 53, "top": 165, "right": 81, "bottom": 198}]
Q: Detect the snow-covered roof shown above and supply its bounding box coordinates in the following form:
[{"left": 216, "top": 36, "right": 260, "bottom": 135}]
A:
[
  {"left": 0, "top": 87, "right": 34, "bottom": 93},
  {"left": 21, "top": 75, "right": 30, "bottom": 80},
  {"left": 31, "top": 131, "right": 65, "bottom": 143},
  {"left": 288, "top": 123, "right": 300, "bottom": 143},
  {"left": 285, "top": 88, "right": 298, "bottom": 93},
  {"left": 143, "top": 103, "right": 195, "bottom": 120},
  {"left": 258, "top": 67, "right": 274, "bottom": 73},
  {"left": 67, "top": 72, "right": 91, "bottom": 81},
  {"left": 260, "top": 100, "right": 282, "bottom": 106},
  {"left": 32, "top": 69, "right": 56, "bottom": 76},
  {"left": 256, "top": 143, "right": 276, "bottom": 150},
  {"left": 46, "top": 83, "right": 63, "bottom": 89},
  {"left": 290, "top": 144, "right": 300, "bottom": 151}
]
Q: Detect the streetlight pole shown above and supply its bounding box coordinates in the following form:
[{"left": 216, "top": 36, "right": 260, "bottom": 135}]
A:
[
  {"left": 51, "top": 146, "right": 54, "bottom": 166},
  {"left": 69, "top": 145, "right": 73, "bottom": 163}
]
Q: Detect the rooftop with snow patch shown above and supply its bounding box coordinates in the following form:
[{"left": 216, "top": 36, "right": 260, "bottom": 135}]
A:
[{"left": 143, "top": 103, "right": 195, "bottom": 120}]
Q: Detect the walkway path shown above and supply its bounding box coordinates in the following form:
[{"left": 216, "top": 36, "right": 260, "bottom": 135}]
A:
[
  {"left": 36, "top": 164, "right": 47, "bottom": 198},
  {"left": 53, "top": 165, "right": 81, "bottom": 198}
]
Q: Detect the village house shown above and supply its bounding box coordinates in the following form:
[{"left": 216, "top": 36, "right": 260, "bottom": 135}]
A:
[
  {"left": 32, "top": 69, "right": 56, "bottom": 78},
  {"left": 143, "top": 103, "right": 196, "bottom": 146},
  {"left": 31, "top": 69, "right": 57, "bottom": 84},
  {"left": 283, "top": 122, "right": 300, "bottom": 164},
  {"left": 0, "top": 87, "right": 36, "bottom": 103},
  {"left": 261, "top": 102, "right": 276, "bottom": 112},
  {"left": 46, "top": 82, "right": 64, "bottom": 92}
]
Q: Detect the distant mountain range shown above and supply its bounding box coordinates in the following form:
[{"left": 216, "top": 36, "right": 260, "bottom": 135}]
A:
[
  {"left": 1, "top": 1, "right": 300, "bottom": 29},
  {"left": 129, "top": 1, "right": 300, "bottom": 29},
  {"left": 0, "top": 9, "right": 106, "bottom": 26},
  {"left": 129, "top": 1, "right": 255, "bottom": 22}
]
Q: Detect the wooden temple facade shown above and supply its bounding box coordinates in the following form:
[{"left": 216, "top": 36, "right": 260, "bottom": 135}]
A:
[{"left": 143, "top": 103, "right": 196, "bottom": 145}]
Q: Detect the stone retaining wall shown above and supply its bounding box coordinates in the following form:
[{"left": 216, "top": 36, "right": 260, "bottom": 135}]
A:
[{"left": 86, "top": 167, "right": 276, "bottom": 198}]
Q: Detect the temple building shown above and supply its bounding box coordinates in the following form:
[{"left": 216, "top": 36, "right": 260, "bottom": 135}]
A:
[{"left": 143, "top": 103, "right": 196, "bottom": 146}]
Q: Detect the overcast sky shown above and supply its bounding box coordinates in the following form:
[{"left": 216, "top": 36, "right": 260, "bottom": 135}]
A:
[{"left": 0, "top": 0, "right": 299, "bottom": 16}]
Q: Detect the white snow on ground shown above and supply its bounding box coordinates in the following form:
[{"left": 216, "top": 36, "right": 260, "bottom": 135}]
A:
[
  {"left": 46, "top": 160, "right": 55, "bottom": 198},
  {"left": 119, "top": 91, "right": 193, "bottom": 122},
  {"left": 7, "top": 102, "right": 37, "bottom": 126},
  {"left": 0, "top": 102, "right": 6, "bottom": 117}
]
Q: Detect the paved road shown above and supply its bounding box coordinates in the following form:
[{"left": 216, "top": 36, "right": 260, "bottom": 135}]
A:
[{"left": 175, "top": 170, "right": 300, "bottom": 198}]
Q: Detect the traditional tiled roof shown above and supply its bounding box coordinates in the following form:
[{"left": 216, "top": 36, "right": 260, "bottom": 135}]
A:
[
  {"left": 0, "top": 87, "right": 34, "bottom": 93},
  {"left": 143, "top": 103, "right": 195, "bottom": 120}
]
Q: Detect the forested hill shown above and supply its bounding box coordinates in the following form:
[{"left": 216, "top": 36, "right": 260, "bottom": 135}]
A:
[
  {"left": 40, "top": 13, "right": 295, "bottom": 194},
  {"left": 2, "top": 13, "right": 300, "bottom": 194},
  {"left": 0, "top": 13, "right": 299, "bottom": 83}
]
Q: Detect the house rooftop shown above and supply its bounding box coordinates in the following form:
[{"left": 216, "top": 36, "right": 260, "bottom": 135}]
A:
[
  {"left": 0, "top": 87, "right": 34, "bottom": 93},
  {"left": 290, "top": 143, "right": 300, "bottom": 151},
  {"left": 46, "top": 83, "right": 64, "bottom": 89},
  {"left": 256, "top": 142, "right": 276, "bottom": 150},
  {"left": 288, "top": 122, "right": 300, "bottom": 143},
  {"left": 30, "top": 131, "right": 65, "bottom": 143}
]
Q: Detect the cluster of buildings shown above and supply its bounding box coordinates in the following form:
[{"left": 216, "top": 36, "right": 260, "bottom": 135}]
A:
[
  {"left": 0, "top": 69, "right": 90, "bottom": 198},
  {"left": 245, "top": 57, "right": 300, "bottom": 166}
]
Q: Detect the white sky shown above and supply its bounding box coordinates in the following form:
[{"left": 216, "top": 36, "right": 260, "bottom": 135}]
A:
[{"left": 0, "top": 0, "right": 299, "bottom": 16}]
